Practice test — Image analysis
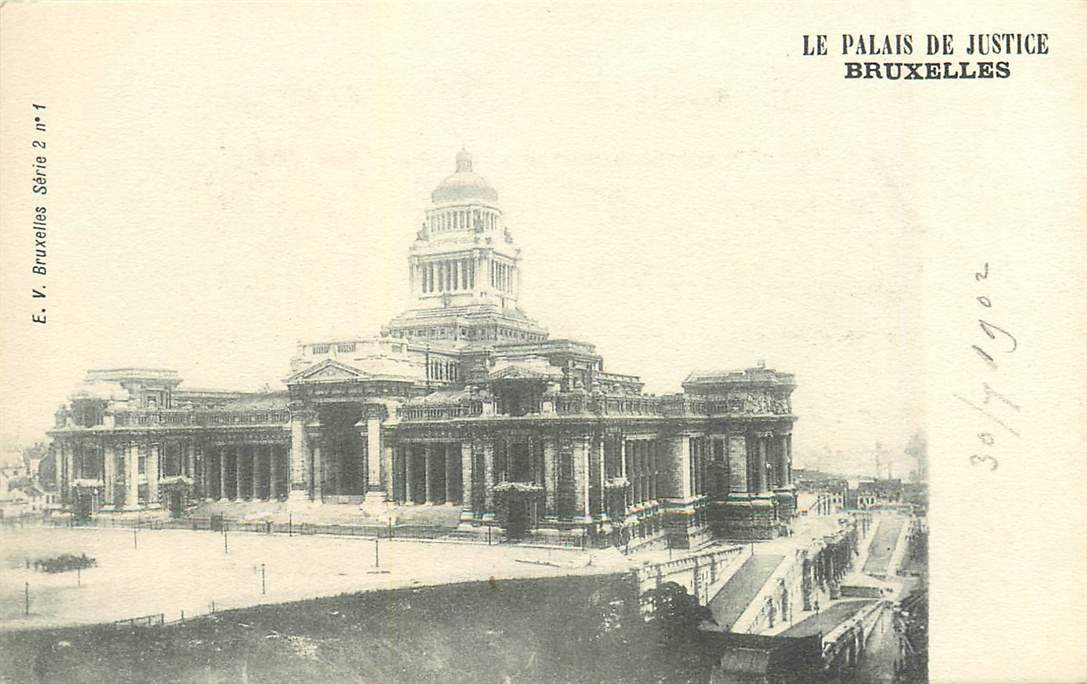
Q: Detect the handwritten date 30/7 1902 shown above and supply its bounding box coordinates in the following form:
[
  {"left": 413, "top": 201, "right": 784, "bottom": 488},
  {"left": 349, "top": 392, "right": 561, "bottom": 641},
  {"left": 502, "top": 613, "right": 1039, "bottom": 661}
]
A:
[{"left": 954, "top": 262, "right": 1020, "bottom": 472}]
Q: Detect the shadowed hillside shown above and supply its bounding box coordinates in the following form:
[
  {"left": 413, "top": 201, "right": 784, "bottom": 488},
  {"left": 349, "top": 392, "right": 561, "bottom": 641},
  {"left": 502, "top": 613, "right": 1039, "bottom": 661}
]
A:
[{"left": 1, "top": 573, "right": 722, "bottom": 684}]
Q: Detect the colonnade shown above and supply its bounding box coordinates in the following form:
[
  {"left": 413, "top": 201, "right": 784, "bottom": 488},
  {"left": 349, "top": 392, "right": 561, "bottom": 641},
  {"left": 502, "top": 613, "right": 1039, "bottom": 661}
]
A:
[
  {"left": 206, "top": 444, "right": 287, "bottom": 502},
  {"left": 489, "top": 260, "right": 514, "bottom": 293},
  {"left": 419, "top": 257, "right": 476, "bottom": 293},
  {"left": 52, "top": 428, "right": 791, "bottom": 526},
  {"left": 56, "top": 438, "right": 203, "bottom": 510},
  {"left": 692, "top": 430, "right": 792, "bottom": 498},
  {"left": 624, "top": 439, "right": 661, "bottom": 507},
  {"left": 414, "top": 254, "right": 519, "bottom": 298},
  {"left": 393, "top": 442, "right": 463, "bottom": 505},
  {"left": 388, "top": 435, "right": 672, "bottom": 526},
  {"left": 427, "top": 206, "right": 499, "bottom": 234}
]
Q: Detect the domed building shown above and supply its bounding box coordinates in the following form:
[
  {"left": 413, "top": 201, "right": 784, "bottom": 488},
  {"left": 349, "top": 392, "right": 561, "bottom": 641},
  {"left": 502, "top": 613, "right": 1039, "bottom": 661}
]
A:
[
  {"left": 385, "top": 148, "right": 547, "bottom": 347},
  {"left": 44, "top": 151, "right": 798, "bottom": 548}
]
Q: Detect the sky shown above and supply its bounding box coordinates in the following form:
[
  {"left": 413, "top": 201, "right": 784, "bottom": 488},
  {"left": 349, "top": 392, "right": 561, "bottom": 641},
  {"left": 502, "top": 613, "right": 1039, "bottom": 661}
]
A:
[{"left": 2, "top": 3, "right": 928, "bottom": 468}]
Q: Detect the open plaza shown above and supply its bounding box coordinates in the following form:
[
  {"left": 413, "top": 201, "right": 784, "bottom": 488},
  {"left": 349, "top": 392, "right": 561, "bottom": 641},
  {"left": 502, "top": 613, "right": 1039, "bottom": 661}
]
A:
[{"left": 0, "top": 524, "right": 628, "bottom": 631}]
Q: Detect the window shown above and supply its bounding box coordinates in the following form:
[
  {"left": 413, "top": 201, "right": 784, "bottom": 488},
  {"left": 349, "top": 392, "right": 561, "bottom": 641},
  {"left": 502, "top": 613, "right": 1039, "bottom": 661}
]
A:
[
  {"left": 560, "top": 450, "right": 573, "bottom": 481},
  {"left": 337, "top": 343, "right": 356, "bottom": 353},
  {"left": 312, "top": 344, "right": 330, "bottom": 354}
]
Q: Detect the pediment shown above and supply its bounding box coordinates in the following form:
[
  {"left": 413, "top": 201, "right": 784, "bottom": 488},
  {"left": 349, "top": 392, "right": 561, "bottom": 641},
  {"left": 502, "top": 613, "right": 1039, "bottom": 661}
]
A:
[
  {"left": 489, "top": 363, "right": 562, "bottom": 382},
  {"left": 287, "top": 359, "right": 369, "bottom": 384}
]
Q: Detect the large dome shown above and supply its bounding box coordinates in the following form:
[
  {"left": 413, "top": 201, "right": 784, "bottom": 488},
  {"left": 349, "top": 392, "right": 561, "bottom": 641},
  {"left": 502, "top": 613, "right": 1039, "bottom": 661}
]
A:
[{"left": 430, "top": 149, "right": 498, "bottom": 204}]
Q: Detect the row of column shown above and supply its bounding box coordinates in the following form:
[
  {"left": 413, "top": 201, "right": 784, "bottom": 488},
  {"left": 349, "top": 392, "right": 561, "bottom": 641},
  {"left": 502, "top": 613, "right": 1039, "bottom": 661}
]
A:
[
  {"left": 410, "top": 435, "right": 649, "bottom": 524},
  {"left": 448, "top": 435, "right": 682, "bottom": 523},
  {"left": 752, "top": 432, "right": 792, "bottom": 492},
  {"left": 411, "top": 252, "right": 519, "bottom": 300},
  {"left": 207, "top": 444, "right": 286, "bottom": 502},
  {"left": 395, "top": 443, "right": 462, "bottom": 505},
  {"left": 695, "top": 431, "right": 792, "bottom": 498},
  {"left": 420, "top": 257, "right": 476, "bottom": 293},
  {"left": 58, "top": 440, "right": 199, "bottom": 509},
  {"left": 56, "top": 428, "right": 791, "bottom": 514},
  {"left": 428, "top": 207, "right": 498, "bottom": 233},
  {"left": 625, "top": 439, "right": 660, "bottom": 507},
  {"left": 489, "top": 260, "right": 514, "bottom": 293}
]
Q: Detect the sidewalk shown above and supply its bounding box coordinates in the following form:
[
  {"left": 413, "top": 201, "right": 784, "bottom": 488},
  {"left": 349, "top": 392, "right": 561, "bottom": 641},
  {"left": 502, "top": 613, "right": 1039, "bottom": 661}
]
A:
[
  {"left": 777, "top": 598, "right": 877, "bottom": 638},
  {"left": 862, "top": 514, "right": 905, "bottom": 576},
  {"left": 706, "top": 554, "right": 785, "bottom": 630}
]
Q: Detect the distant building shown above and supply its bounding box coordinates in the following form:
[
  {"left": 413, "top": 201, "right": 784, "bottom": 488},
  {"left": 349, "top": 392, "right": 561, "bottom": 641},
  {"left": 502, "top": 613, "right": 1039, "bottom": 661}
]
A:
[
  {"left": 793, "top": 468, "right": 847, "bottom": 514},
  {"left": 0, "top": 463, "right": 29, "bottom": 498},
  {"left": 843, "top": 477, "right": 903, "bottom": 510},
  {"left": 44, "top": 152, "right": 799, "bottom": 546}
]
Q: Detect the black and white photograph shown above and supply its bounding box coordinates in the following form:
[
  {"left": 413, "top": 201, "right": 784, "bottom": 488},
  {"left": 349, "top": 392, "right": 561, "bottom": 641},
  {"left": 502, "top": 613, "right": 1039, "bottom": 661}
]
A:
[{"left": 0, "top": 3, "right": 1083, "bottom": 683}]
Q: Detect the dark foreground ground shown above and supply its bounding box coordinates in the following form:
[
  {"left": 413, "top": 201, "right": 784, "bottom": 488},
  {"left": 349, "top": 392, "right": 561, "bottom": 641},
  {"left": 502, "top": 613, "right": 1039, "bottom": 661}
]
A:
[{"left": 0, "top": 572, "right": 720, "bottom": 684}]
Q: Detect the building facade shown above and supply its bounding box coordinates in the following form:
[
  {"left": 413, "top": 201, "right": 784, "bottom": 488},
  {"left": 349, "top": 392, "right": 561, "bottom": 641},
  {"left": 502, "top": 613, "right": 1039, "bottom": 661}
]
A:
[{"left": 46, "top": 151, "right": 798, "bottom": 547}]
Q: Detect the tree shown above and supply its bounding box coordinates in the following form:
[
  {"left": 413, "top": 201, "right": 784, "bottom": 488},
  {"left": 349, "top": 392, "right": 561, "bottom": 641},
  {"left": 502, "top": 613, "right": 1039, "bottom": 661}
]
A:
[
  {"left": 641, "top": 582, "right": 718, "bottom": 680},
  {"left": 645, "top": 582, "right": 715, "bottom": 641}
]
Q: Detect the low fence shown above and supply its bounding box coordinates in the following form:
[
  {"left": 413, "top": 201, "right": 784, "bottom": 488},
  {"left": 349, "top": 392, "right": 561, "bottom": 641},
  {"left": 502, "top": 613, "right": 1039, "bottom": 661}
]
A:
[
  {"left": 635, "top": 544, "right": 747, "bottom": 614},
  {"left": 111, "top": 613, "right": 165, "bottom": 629},
  {"left": 25, "top": 511, "right": 643, "bottom": 551},
  {"left": 37, "top": 514, "right": 501, "bottom": 544},
  {"left": 822, "top": 599, "right": 888, "bottom": 667}
]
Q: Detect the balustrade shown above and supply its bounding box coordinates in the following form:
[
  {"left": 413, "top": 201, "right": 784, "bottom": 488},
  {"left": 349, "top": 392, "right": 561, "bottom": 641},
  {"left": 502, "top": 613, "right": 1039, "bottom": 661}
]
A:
[{"left": 111, "top": 409, "right": 290, "bottom": 428}]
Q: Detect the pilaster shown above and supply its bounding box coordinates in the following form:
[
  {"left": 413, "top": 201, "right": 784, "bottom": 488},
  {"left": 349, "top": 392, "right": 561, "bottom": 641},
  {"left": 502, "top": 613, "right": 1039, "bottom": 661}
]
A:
[
  {"left": 405, "top": 445, "right": 415, "bottom": 503},
  {"left": 572, "top": 436, "right": 591, "bottom": 522},
  {"left": 728, "top": 433, "right": 748, "bottom": 494},
  {"left": 187, "top": 441, "right": 196, "bottom": 481},
  {"left": 424, "top": 443, "right": 434, "bottom": 503},
  {"left": 147, "top": 442, "right": 159, "bottom": 505},
  {"left": 755, "top": 433, "right": 771, "bottom": 493},
  {"left": 383, "top": 445, "right": 395, "bottom": 500},
  {"left": 269, "top": 445, "right": 279, "bottom": 500},
  {"left": 235, "top": 446, "right": 243, "bottom": 500},
  {"left": 594, "top": 435, "right": 607, "bottom": 519},
  {"left": 252, "top": 446, "right": 260, "bottom": 499},
  {"left": 312, "top": 443, "right": 322, "bottom": 500},
  {"left": 288, "top": 406, "right": 313, "bottom": 502},
  {"left": 125, "top": 443, "right": 139, "bottom": 510},
  {"left": 218, "top": 446, "right": 227, "bottom": 501},
  {"left": 668, "top": 434, "right": 693, "bottom": 500},
  {"left": 365, "top": 410, "right": 383, "bottom": 493},
  {"left": 444, "top": 444, "right": 454, "bottom": 504},
  {"left": 482, "top": 439, "right": 495, "bottom": 519},
  {"left": 460, "top": 442, "right": 474, "bottom": 520},
  {"left": 772, "top": 431, "right": 797, "bottom": 519},
  {"left": 542, "top": 437, "right": 557, "bottom": 517},
  {"left": 104, "top": 442, "right": 116, "bottom": 506}
]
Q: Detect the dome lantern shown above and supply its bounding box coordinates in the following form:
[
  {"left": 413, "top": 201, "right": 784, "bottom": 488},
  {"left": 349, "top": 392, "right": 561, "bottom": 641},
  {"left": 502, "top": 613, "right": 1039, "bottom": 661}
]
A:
[
  {"left": 456, "top": 148, "right": 473, "bottom": 172},
  {"left": 431, "top": 149, "right": 498, "bottom": 204}
]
